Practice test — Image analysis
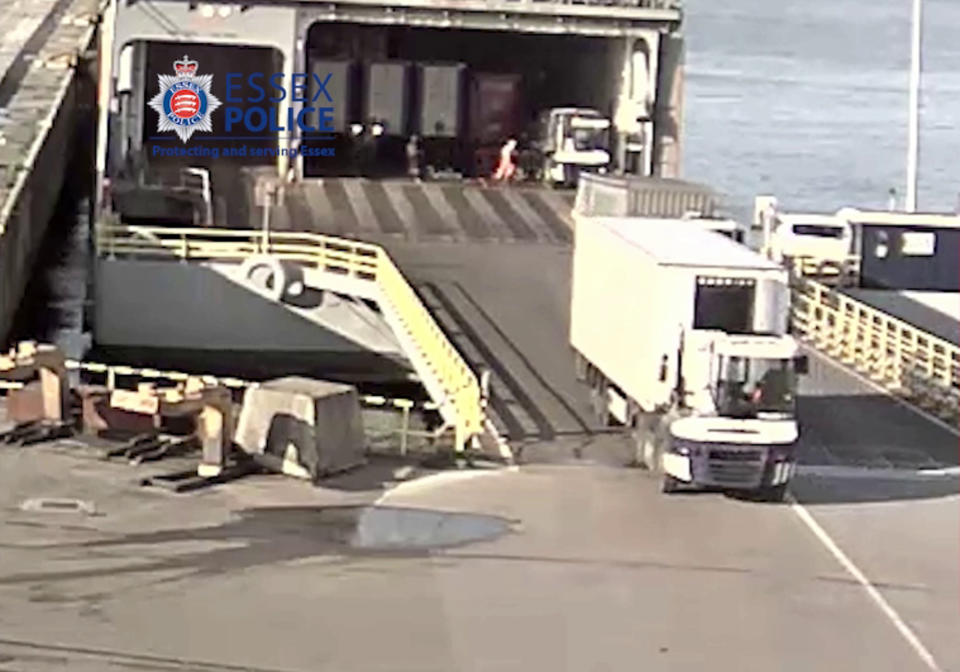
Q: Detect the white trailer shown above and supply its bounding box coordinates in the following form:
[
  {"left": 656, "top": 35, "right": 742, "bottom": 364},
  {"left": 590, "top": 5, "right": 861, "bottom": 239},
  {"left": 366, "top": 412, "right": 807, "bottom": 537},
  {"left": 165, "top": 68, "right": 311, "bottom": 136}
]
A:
[
  {"left": 572, "top": 213, "right": 748, "bottom": 244},
  {"left": 570, "top": 216, "right": 808, "bottom": 500},
  {"left": 417, "top": 63, "right": 465, "bottom": 138},
  {"left": 309, "top": 59, "right": 355, "bottom": 134},
  {"left": 754, "top": 196, "right": 854, "bottom": 264},
  {"left": 366, "top": 61, "right": 410, "bottom": 137}
]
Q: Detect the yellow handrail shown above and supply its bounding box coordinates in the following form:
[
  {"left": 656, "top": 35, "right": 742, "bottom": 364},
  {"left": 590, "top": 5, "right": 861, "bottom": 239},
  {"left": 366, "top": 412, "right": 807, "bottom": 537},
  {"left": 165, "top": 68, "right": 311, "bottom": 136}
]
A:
[
  {"left": 94, "top": 222, "right": 483, "bottom": 450},
  {"left": 375, "top": 252, "right": 483, "bottom": 445},
  {"left": 791, "top": 277, "right": 959, "bottom": 425}
]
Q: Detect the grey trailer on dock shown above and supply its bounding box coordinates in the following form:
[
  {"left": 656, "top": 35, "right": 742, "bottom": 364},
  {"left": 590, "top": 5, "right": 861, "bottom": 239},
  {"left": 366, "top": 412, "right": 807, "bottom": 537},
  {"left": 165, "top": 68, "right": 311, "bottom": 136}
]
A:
[
  {"left": 574, "top": 173, "right": 722, "bottom": 219},
  {"left": 366, "top": 61, "right": 411, "bottom": 136},
  {"left": 417, "top": 63, "right": 466, "bottom": 138},
  {"left": 309, "top": 58, "right": 356, "bottom": 134}
]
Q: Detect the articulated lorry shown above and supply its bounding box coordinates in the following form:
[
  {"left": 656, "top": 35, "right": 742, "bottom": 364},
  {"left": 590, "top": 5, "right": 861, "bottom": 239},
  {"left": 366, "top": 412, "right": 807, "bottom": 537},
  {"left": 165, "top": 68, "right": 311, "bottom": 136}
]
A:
[{"left": 570, "top": 216, "right": 808, "bottom": 501}]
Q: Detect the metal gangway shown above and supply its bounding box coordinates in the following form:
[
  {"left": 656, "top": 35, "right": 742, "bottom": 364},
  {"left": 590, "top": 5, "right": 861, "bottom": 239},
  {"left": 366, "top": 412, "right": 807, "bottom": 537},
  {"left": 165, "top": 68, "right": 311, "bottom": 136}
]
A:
[{"left": 94, "top": 218, "right": 500, "bottom": 456}]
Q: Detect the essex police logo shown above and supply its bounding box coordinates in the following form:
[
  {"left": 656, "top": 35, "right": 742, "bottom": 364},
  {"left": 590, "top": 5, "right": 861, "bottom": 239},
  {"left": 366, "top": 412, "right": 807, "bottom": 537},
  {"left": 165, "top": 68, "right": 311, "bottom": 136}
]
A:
[{"left": 148, "top": 55, "right": 221, "bottom": 143}]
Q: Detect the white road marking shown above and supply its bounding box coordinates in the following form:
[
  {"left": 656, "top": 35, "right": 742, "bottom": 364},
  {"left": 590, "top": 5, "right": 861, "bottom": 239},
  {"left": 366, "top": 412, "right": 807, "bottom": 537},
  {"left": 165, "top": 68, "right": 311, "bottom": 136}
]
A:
[
  {"left": 805, "top": 347, "right": 959, "bottom": 438},
  {"left": 499, "top": 188, "right": 556, "bottom": 242},
  {"left": 383, "top": 182, "right": 420, "bottom": 241},
  {"left": 340, "top": 179, "right": 381, "bottom": 234},
  {"left": 301, "top": 180, "right": 335, "bottom": 228},
  {"left": 374, "top": 467, "right": 517, "bottom": 506},
  {"left": 461, "top": 187, "right": 511, "bottom": 242},
  {"left": 788, "top": 494, "right": 944, "bottom": 672},
  {"left": 483, "top": 417, "right": 515, "bottom": 462},
  {"left": 796, "top": 465, "right": 960, "bottom": 480},
  {"left": 537, "top": 190, "right": 576, "bottom": 229}
]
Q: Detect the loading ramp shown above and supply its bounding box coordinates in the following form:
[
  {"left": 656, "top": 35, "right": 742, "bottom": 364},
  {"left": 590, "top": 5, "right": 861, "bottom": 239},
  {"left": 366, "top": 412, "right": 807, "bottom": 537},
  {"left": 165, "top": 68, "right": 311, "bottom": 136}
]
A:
[{"left": 95, "top": 219, "right": 502, "bottom": 456}]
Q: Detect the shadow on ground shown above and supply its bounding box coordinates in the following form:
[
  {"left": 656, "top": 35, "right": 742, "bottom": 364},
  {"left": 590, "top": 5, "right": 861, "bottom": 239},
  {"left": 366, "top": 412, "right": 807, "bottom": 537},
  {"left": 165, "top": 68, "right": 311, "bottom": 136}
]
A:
[
  {"left": 0, "top": 505, "right": 517, "bottom": 590},
  {"left": 790, "top": 473, "right": 959, "bottom": 505},
  {"left": 797, "top": 394, "right": 958, "bottom": 470}
]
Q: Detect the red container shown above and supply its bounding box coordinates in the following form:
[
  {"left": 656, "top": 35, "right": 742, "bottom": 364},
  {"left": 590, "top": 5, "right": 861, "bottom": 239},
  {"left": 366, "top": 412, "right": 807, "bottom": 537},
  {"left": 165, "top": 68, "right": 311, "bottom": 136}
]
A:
[
  {"left": 79, "top": 386, "right": 157, "bottom": 436},
  {"left": 468, "top": 73, "right": 523, "bottom": 147}
]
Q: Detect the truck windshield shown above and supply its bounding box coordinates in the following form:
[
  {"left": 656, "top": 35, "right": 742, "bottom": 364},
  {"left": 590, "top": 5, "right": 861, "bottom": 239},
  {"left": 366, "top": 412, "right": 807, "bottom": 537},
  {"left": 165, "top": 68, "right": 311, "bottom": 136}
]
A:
[
  {"left": 791, "top": 223, "right": 845, "bottom": 238},
  {"left": 572, "top": 127, "right": 609, "bottom": 152},
  {"left": 714, "top": 356, "right": 798, "bottom": 419}
]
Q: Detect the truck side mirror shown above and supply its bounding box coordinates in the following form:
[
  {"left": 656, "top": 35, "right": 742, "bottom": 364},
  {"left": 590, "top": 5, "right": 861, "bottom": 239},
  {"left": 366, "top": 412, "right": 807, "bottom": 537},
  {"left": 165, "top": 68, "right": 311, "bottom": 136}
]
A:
[{"left": 794, "top": 355, "right": 809, "bottom": 375}]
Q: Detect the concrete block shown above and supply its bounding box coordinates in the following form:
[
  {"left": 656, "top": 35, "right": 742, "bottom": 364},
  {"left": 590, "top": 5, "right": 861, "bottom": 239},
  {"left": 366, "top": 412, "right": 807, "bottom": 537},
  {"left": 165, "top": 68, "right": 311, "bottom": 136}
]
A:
[{"left": 234, "top": 377, "right": 366, "bottom": 482}]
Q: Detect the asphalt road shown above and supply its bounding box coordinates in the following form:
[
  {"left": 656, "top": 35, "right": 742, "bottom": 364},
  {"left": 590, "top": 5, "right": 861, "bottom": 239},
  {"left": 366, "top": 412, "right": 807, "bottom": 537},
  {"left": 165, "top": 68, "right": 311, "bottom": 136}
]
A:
[
  {"left": 0, "top": 240, "right": 956, "bottom": 671},
  {"left": 0, "top": 441, "right": 955, "bottom": 672}
]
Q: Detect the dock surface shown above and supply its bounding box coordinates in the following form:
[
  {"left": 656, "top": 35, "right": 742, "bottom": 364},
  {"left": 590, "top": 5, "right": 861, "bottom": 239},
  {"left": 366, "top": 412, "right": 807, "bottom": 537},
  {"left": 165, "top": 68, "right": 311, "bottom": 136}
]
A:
[
  {"left": 0, "top": 349, "right": 956, "bottom": 672},
  {"left": 840, "top": 287, "right": 959, "bottom": 345},
  {"left": 2, "top": 223, "right": 959, "bottom": 672}
]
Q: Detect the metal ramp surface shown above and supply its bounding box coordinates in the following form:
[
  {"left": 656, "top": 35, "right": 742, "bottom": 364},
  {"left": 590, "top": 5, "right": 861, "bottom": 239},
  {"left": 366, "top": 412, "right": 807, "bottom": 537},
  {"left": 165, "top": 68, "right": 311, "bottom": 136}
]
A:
[{"left": 282, "top": 178, "right": 574, "bottom": 245}]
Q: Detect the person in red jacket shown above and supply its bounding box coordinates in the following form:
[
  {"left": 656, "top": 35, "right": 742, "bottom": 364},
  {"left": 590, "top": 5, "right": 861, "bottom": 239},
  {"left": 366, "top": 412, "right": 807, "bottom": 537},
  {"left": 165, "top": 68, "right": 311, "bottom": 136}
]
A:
[{"left": 493, "top": 138, "right": 518, "bottom": 182}]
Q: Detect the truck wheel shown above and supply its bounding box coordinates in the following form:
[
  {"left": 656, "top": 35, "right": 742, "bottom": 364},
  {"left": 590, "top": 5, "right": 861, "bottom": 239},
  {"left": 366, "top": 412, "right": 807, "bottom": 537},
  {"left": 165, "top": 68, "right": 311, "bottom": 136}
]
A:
[
  {"left": 758, "top": 483, "right": 788, "bottom": 503},
  {"left": 662, "top": 475, "right": 681, "bottom": 494}
]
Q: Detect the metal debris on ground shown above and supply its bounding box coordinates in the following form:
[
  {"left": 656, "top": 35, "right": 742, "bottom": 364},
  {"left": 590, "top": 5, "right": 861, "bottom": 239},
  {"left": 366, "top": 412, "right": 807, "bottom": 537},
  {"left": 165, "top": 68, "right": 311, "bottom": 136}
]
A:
[
  {"left": 139, "top": 456, "right": 262, "bottom": 493},
  {"left": 99, "top": 432, "right": 198, "bottom": 464},
  {"left": 0, "top": 419, "right": 74, "bottom": 447},
  {"left": 108, "top": 377, "right": 233, "bottom": 477},
  {"left": 19, "top": 498, "right": 97, "bottom": 515}
]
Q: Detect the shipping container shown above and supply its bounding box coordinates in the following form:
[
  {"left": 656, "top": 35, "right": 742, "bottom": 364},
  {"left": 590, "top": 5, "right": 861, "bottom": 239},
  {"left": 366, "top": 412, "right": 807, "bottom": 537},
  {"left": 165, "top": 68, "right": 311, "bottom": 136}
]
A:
[
  {"left": 416, "top": 63, "right": 466, "bottom": 138},
  {"left": 468, "top": 72, "right": 523, "bottom": 146},
  {"left": 308, "top": 58, "right": 356, "bottom": 134}
]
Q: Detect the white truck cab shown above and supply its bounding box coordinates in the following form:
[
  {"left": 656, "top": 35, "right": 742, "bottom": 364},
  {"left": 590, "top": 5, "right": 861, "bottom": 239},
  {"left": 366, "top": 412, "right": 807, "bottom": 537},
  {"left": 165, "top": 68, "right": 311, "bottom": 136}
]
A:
[
  {"left": 570, "top": 213, "right": 809, "bottom": 501},
  {"left": 769, "top": 214, "right": 852, "bottom": 263},
  {"left": 755, "top": 196, "right": 854, "bottom": 263},
  {"left": 540, "top": 107, "right": 612, "bottom": 187},
  {"left": 662, "top": 332, "right": 807, "bottom": 497}
]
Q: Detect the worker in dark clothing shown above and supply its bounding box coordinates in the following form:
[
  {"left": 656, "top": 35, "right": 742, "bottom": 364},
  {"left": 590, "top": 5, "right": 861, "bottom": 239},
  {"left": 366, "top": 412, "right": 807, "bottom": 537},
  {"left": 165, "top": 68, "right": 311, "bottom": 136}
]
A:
[
  {"left": 756, "top": 368, "right": 791, "bottom": 409},
  {"left": 347, "top": 123, "right": 364, "bottom": 177},
  {"left": 358, "top": 121, "right": 380, "bottom": 177},
  {"left": 406, "top": 134, "right": 422, "bottom": 181}
]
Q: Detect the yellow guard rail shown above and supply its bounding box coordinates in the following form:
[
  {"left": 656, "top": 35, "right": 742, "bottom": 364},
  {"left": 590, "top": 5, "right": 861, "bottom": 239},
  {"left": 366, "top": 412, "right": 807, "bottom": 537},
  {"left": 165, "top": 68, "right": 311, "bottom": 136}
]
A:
[{"left": 791, "top": 276, "right": 959, "bottom": 427}]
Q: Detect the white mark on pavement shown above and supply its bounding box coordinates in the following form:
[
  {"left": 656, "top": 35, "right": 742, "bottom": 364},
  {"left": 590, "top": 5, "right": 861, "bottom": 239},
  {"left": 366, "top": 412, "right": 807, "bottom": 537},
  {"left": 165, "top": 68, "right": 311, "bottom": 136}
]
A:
[
  {"left": 788, "top": 495, "right": 944, "bottom": 672},
  {"left": 796, "top": 465, "right": 960, "bottom": 481},
  {"left": 375, "top": 467, "right": 517, "bottom": 506}
]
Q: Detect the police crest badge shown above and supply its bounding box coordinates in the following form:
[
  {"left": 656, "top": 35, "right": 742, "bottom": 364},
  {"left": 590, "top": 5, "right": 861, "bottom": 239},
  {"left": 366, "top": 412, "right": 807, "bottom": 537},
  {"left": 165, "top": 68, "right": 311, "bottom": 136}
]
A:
[{"left": 148, "top": 55, "right": 222, "bottom": 143}]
